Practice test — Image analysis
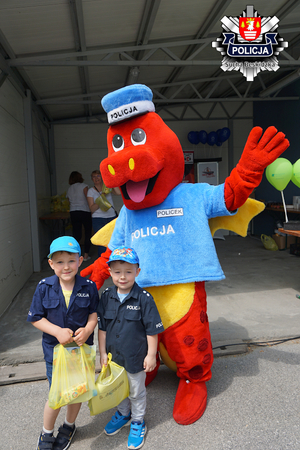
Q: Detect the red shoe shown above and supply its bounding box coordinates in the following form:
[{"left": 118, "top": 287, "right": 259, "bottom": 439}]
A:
[{"left": 173, "top": 379, "right": 207, "bottom": 425}]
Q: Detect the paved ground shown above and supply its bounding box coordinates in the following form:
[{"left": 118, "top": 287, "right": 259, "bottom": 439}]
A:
[
  {"left": 2, "top": 342, "right": 300, "bottom": 450},
  {"left": 1, "top": 235, "right": 300, "bottom": 449}
]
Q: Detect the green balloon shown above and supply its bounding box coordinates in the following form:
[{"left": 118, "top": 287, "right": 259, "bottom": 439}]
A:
[
  {"left": 291, "top": 159, "right": 300, "bottom": 189},
  {"left": 265, "top": 158, "right": 293, "bottom": 191}
]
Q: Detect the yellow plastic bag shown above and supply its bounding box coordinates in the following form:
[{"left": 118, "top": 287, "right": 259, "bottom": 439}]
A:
[
  {"left": 261, "top": 234, "right": 278, "bottom": 251},
  {"left": 49, "top": 344, "right": 97, "bottom": 410},
  {"left": 95, "top": 193, "right": 112, "bottom": 212},
  {"left": 50, "top": 192, "right": 70, "bottom": 212},
  {"left": 94, "top": 183, "right": 113, "bottom": 212},
  {"left": 88, "top": 353, "right": 129, "bottom": 416}
]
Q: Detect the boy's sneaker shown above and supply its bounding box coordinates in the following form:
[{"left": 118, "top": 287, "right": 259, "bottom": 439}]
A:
[
  {"left": 127, "top": 420, "right": 147, "bottom": 449},
  {"left": 104, "top": 410, "right": 131, "bottom": 435},
  {"left": 37, "top": 432, "right": 55, "bottom": 449},
  {"left": 53, "top": 424, "right": 76, "bottom": 450}
]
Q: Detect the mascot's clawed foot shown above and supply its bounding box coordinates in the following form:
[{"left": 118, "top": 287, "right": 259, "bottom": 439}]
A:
[{"left": 173, "top": 379, "right": 207, "bottom": 425}]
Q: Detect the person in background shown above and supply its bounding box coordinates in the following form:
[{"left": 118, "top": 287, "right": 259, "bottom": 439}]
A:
[
  {"left": 67, "top": 171, "right": 92, "bottom": 261},
  {"left": 87, "top": 169, "right": 121, "bottom": 257}
]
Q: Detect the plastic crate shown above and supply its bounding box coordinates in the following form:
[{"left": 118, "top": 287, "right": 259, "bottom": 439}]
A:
[{"left": 290, "top": 243, "right": 300, "bottom": 256}]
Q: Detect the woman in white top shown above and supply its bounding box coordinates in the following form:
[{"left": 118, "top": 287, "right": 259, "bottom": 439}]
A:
[
  {"left": 66, "top": 171, "right": 92, "bottom": 261},
  {"left": 87, "top": 169, "right": 121, "bottom": 256}
]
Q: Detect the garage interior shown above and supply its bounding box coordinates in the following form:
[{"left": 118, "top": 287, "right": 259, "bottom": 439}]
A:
[{"left": 1, "top": 0, "right": 300, "bottom": 316}]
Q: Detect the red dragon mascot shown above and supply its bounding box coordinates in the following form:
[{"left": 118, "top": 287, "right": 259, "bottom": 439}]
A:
[{"left": 81, "top": 84, "right": 289, "bottom": 425}]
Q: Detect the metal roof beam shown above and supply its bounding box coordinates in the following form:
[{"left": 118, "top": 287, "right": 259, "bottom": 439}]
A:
[
  {"left": 69, "top": 0, "right": 92, "bottom": 117},
  {"left": 36, "top": 70, "right": 298, "bottom": 106},
  {"left": 126, "top": 0, "right": 162, "bottom": 85},
  {"left": 38, "top": 96, "right": 299, "bottom": 105},
  {"left": 275, "top": 0, "right": 300, "bottom": 20},
  {"left": 7, "top": 38, "right": 213, "bottom": 65},
  {"left": 10, "top": 58, "right": 300, "bottom": 68}
]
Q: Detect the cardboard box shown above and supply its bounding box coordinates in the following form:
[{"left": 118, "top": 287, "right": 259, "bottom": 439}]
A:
[
  {"left": 272, "top": 234, "right": 286, "bottom": 250},
  {"left": 272, "top": 234, "right": 296, "bottom": 250}
]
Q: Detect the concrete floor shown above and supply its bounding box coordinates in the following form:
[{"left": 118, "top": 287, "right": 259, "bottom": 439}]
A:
[
  {"left": 1, "top": 234, "right": 300, "bottom": 367},
  {"left": 2, "top": 235, "right": 300, "bottom": 450}
]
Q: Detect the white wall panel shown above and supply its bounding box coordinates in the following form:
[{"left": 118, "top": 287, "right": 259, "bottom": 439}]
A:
[
  {"left": 0, "top": 99, "right": 28, "bottom": 205},
  {"left": 0, "top": 204, "right": 32, "bottom": 315},
  {"left": 54, "top": 123, "right": 109, "bottom": 193},
  {"left": 0, "top": 81, "right": 32, "bottom": 316}
]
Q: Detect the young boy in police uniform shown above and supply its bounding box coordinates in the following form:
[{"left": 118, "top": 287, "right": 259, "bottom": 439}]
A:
[
  {"left": 27, "top": 236, "right": 99, "bottom": 450},
  {"left": 98, "top": 247, "right": 164, "bottom": 449}
]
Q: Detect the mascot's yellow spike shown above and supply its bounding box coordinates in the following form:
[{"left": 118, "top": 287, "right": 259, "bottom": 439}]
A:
[
  {"left": 91, "top": 218, "right": 117, "bottom": 247},
  {"left": 209, "top": 198, "right": 265, "bottom": 237}
]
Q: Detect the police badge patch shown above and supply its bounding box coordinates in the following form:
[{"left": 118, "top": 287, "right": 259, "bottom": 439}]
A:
[{"left": 212, "top": 5, "right": 288, "bottom": 81}]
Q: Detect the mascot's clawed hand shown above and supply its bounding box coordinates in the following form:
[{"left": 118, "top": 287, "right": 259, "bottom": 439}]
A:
[
  {"left": 225, "top": 126, "right": 289, "bottom": 211},
  {"left": 81, "top": 84, "right": 289, "bottom": 425}
]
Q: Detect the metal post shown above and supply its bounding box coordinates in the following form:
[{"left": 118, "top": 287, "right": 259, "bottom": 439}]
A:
[
  {"left": 228, "top": 118, "right": 234, "bottom": 173},
  {"left": 24, "top": 89, "right": 41, "bottom": 271},
  {"left": 49, "top": 124, "right": 57, "bottom": 196}
]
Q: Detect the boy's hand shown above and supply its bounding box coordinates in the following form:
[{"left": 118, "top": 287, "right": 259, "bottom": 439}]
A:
[
  {"left": 56, "top": 327, "right": 74, "bottom": 345},
  {"left": 100, "top": 353, "right": 108, "bottom": 369},
  {"left": 143, "top": 354, "right": 157, "bottom": 372},
  {"left": 80, "top": 248, "right": 112, "bottom": 289},
  {"left": 73, "top": 327, "right": 89, "bottom": 346}
]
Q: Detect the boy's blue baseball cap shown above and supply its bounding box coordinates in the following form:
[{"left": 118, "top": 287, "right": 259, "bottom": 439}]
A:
[
  {"left": 107, "top": 247, "right": 139, "bottom": 265},
  {"left": 48, "top": 236, "right": 81, "bottom": 259}
]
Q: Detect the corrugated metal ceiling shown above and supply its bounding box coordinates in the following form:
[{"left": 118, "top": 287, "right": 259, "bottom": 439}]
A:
[{"left": 0, "top": 0, "right": 300, "bottom": 124}]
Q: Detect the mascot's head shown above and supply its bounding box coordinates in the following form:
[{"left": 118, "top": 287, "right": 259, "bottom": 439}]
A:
[{"left": 100, "top": 84, "right": 184, "bottom": 210}]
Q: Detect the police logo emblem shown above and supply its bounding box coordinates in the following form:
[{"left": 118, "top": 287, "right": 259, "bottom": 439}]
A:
[{"left": 212, "top": 5, "right": 288, "bottom": 81}]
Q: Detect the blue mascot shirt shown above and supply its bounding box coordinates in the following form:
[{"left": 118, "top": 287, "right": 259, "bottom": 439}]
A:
[{"left": 109, "top": 182, "right": 236, "bottom": 287}]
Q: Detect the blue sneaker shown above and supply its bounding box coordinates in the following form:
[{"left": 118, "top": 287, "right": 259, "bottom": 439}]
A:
[
  {"left": 127, "top": 420, "right": 147, "bottom": 449},
  {"left": 53, "top": 424, "right": 76, "bottom": 450},
  {"left": 104, "top": 410, "right": 131, "bottom": 436},
  {"left": 37, "top": 432, "right": 55, "bottom": 449}
]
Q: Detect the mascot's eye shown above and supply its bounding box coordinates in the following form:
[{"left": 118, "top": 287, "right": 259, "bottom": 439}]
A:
[
  {"left": 131, "top": 128, "right": 146, "bottom": 146},
  {"left": 112, "top": 134, "right": 124, "bottom": 152}
]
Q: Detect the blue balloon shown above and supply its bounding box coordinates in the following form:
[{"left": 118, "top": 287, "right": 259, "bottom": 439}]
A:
[
  {"left": 188, "top": 131, "right": 199, "bottom": 145},
  {"left": 207, "top": 131, "right": 218, "bottom": 146},
  {"left": 198, "top": 130, "right": 208, "bottom": 144},
  {"left": 218, "top": 127, "right": 231, "bottom": 142},
  {"left": 216, "top": 141, "right": 222, "bottom": 147}
]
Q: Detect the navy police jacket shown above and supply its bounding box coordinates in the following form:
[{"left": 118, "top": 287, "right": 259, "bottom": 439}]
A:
[
  {"left": 27, "top": 274, "right": 99, "bottom": 363},
  {"left": 97, "top": 282, "right": 164, "bottom": 373}
]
